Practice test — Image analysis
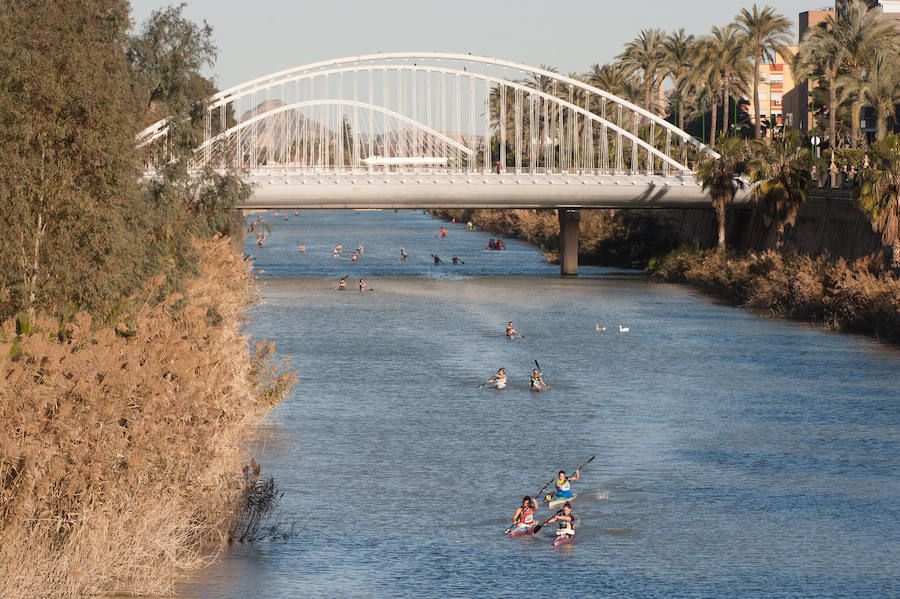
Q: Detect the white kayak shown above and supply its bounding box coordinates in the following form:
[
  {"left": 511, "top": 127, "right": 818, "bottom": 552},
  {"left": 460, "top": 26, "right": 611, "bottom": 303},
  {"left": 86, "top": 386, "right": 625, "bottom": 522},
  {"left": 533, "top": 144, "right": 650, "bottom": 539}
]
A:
[{"left": 546, "top": 493, "right": 577, "bottom": 510}]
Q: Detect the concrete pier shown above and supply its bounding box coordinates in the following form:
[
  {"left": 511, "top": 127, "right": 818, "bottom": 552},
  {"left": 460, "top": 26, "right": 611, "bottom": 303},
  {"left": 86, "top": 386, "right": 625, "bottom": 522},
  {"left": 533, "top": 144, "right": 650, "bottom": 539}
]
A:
[{"left": 558, "top": 208, "right": 580, "bottom": 276}]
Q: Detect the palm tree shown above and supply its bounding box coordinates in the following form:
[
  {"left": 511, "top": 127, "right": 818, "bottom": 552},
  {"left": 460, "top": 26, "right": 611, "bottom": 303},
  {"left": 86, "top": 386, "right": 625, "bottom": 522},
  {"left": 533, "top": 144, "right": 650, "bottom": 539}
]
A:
[
  {"left": 834, "top": 2, "right": 898, "bottom": 148},
  {"left": 859, "top": 134, "right": 900, "bottom": 266},
  {"left": 796, "top": 18, "right": 847, "bottom": 149},
  {"left": 856, "top": 51, "right": 900, "bottom": 141},
  {"left": 748, "top": 130, "right": 813, "bottom": 249},
  {"left": 709, "top": 24, "right": 752, "bottom": 138},
  {"left": 695, "top": 136, "right": 748, "bottom": 249},
  {"left": 684, "top": 39, "right": 721, "bottom": 146},
  {"left": 662, "top": 29, "right": 696, "bottom": 134},
  {"left": 736, "top": 4, "right": 793, "bottom": 139},
  {"left": 617, "top": 28, "right": 667, "bottom": 118}
]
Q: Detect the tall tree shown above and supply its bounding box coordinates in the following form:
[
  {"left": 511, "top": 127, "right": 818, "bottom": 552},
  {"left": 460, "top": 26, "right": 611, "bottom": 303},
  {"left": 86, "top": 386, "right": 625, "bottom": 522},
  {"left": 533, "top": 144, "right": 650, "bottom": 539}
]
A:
[
  {"left": 617, "top": 28, "right": 667, "bottom": 119},
  {"left": 695, "top": 137, "right": 748, "bottom": 249},
  {"left": 796, "top": 18, "right": 847, "bottom": 149},
  {"left": 840, "top": 2, "right": 898, "bottom": 148},
  {"left": 736, "top": 4, "right": 792, "bottom": 139},
  {"left": 748, "top": 130, "right": 813, "bottom": 249},
  {"left": 662, "top": 29, "right": 697, "bottom": 135},
  {"left": 855, "top": 51, "right": 900, "bottom": 141},
  {"left": 0, "top": 0, "right": 147, "bottom": 319}
]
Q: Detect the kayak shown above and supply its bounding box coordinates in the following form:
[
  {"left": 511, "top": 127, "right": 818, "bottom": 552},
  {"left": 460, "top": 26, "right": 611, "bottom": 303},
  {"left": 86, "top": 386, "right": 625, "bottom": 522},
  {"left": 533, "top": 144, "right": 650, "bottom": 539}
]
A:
[
  {"left": 553, "top": 533, "right": 574, "bottom": 547},
  {"left": 546, "top": 493, "right": 577, "bottom": 510},
  {"left": 508, "top": 524, "right": 535, "bottom": 537}
]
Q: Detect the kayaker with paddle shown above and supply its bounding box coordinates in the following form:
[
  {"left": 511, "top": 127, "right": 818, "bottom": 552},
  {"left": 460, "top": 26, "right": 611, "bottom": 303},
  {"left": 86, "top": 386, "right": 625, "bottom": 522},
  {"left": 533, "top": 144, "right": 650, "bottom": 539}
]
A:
[
  {"left": 546, "top": 502, "right": 576, "bottom": 544},
  {"left": 547, "top": 469, "right": 579, "bottom": 503},
  {"left": 506, "top": 322, "right": 523, "bottom": 339},
  {"left": 336, "top": 278, "right": 347, "bottom": 290},
  {"left": 510, "top": 496, "right": 539, "bottom": 534},
  {"left": 480, "top": 368, "right": 507, "bottom": 390},
  {"left": 530, "top": 368, "right": 550, "bottom": 392}
]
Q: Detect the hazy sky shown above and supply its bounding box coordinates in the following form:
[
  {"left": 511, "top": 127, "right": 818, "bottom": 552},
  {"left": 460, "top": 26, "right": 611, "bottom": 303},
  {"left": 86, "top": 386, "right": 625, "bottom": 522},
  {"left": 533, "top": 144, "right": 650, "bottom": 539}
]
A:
[{"left": 129, "top": 0, "right": 825, "bottom": 90}]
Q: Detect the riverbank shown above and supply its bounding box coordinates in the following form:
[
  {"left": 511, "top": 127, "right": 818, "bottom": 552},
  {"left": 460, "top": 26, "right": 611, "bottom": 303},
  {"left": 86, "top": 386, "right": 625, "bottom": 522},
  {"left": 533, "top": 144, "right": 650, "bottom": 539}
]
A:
[
  {"left": 0, "top": 237, "right": 295, "bottom": 597},
  {"left": 430, "top": 208, "right": 680, "bottom": 269},
  {"left": 655, "top": 247, "right": 900, "bottom": 344},
  {"left": 431, "top": 207, "right": 900, "bottom": 344}
]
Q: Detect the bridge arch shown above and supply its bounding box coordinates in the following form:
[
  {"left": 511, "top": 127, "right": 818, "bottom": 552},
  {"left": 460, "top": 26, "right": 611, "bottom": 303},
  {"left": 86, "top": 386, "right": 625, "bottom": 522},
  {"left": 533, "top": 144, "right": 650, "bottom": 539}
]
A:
[{"left": 138, "top": 52, "right": 717, "bottom": 174}]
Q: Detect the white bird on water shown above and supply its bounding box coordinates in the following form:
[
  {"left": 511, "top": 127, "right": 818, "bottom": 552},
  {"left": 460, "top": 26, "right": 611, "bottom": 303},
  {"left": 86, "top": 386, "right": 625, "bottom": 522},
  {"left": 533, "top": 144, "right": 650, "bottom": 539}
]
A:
[
  {"left": 618, "top": 325, "right": 630, "bottom": 333},
  {"left": 595, "top": 323, "right": 606, "bottom": 331}
]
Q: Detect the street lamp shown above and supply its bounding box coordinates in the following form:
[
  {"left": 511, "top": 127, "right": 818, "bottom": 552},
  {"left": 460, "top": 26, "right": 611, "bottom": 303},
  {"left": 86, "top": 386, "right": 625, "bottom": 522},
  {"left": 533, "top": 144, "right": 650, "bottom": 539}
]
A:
[{"left": 808, "top": 74, "right": 821, "bottom": 156}]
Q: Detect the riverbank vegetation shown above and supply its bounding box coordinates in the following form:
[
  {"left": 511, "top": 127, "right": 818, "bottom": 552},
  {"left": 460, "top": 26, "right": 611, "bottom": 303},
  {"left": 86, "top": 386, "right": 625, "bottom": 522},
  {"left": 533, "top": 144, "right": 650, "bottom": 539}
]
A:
[
  {"left": 655, "top": 248, "right": 900, "bottom": 343},
  {"left": 0, "top": 2, "right": 293, "bottom": 595},
  {"left": 431, "top": 208, "right": 681, "bottom": 269}
]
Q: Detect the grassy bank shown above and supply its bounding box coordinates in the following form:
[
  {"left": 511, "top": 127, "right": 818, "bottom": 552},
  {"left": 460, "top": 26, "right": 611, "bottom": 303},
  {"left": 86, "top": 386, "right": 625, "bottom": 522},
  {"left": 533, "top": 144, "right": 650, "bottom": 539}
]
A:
[
  {"left": 0, "top": 237, "right": 296, "bottom": 597},
  {"left": 431, "top": 208, "right": 680, "bottom": 269},
  {"left": 655, "top": 247, "right": 900, "bottom": 343}
]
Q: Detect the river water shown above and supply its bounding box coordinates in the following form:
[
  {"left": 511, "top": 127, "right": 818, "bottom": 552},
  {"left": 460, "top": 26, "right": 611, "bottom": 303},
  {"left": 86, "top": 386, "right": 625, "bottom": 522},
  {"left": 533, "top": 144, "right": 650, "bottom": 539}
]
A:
[{"left": 176, "top": 210, "right": 900, "bottom": 598}]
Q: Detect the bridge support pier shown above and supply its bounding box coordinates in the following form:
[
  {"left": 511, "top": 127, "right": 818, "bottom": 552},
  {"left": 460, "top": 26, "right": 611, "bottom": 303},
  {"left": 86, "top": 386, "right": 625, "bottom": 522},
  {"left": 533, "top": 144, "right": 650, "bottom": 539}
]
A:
[{"left": 558, "top": 208, "right": 580, "bottom": 276}]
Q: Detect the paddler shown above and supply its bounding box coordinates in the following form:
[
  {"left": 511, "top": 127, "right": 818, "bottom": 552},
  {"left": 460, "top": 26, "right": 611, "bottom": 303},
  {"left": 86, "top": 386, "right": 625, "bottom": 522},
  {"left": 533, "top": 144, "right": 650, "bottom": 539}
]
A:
[
  {"left": 511, "top": 496, "right": 539, "bottom": 531},
  {"left": 547, "top": 469, "right": 579, "bottom": 503},
  {"left": 336, "top": 278, "right": 347, "bottom": 290},
  {"left": 359, "top": 279, "right": 367, "bottom": 291},
  {"left": 530, "top": 368, "right": 550, "bottom": 392},
  {"left": 506, "top": 322, "right": 522, "bottom": 339},
  {"left": 546, "top": 502, "right": 576, "bottom": 540},
  {"left": 483, "top": 367, "right": 507, "bottom": 390}
]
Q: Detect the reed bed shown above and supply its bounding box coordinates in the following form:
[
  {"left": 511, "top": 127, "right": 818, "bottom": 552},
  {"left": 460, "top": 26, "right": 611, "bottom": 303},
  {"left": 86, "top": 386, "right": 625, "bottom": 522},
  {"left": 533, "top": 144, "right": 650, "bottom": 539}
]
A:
[
  {"left": 656, "top": 248, "right": 900, "bottom": 343},
  {"left": 0, "top": 237, "right": 296, "bottom": 597}
]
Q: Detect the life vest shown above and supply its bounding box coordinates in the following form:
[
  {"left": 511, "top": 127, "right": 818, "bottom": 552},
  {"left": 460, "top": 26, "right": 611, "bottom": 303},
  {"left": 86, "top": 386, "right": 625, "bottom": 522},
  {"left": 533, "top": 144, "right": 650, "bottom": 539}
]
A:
[
  {"left": 556, "top": 509, "right": 574, "bottom": 530},
  {"left": 557, "top": 478, "right": 570, "bottom": 492},
  {"left": 495, "top": 375, "right": 507, "bottom": 388},
  {"left": 519, "top": 506, "right": 535, "bottom": 525},
  {"left": 338, "top": 282, "right": 346, "bottom": 289},
  {"left": 359, "top": 281, "right": 366, "bottom": 290}
]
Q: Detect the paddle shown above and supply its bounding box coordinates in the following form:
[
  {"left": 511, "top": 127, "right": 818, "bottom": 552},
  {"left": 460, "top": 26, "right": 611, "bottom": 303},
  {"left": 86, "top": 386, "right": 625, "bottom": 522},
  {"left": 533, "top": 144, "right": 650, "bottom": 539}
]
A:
[
  {"left": 502, "top": 474, "right": 559, "bottom": 533},
  {"left": 538, "top": 454, "right": 596, "bottom": 513}
]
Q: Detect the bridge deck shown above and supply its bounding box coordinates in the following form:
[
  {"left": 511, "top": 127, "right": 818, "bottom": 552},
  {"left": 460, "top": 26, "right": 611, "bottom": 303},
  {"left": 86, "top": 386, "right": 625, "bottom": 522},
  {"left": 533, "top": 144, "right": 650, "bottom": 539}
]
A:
[{"left": 237, "top": 172, "right": 750, "bottom": 210}]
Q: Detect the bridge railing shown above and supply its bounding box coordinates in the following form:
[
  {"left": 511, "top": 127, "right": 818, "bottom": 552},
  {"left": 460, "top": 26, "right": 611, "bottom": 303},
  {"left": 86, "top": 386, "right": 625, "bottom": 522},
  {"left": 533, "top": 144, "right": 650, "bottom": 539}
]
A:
[{"left": 138, "top": 53, "right": 717, "bottom": 178}]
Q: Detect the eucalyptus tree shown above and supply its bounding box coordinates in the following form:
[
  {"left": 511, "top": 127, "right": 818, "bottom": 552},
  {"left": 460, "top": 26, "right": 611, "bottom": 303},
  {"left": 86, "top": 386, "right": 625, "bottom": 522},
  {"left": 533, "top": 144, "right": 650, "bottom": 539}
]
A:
[
  {"left": 662, "top": 29, "right": 697, "bottom": 135},
  {"left": 695, "top": 136, "right": 748, "bottom": 250},
  {"left": 736, "top": 4, "right": 793, "bottom": 139},
  {"left": 617, "top": 28, "right": 667, "bottom": 118},
  {"left": 748, "top": 130, "right": 813, "bottom": 249}
]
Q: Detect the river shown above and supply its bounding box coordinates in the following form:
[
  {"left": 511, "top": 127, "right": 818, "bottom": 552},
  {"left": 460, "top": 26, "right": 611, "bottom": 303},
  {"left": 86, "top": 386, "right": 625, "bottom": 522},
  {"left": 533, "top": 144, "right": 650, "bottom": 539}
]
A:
[{"left": 175, "top": 209, "right": 900, "bottom": 598}]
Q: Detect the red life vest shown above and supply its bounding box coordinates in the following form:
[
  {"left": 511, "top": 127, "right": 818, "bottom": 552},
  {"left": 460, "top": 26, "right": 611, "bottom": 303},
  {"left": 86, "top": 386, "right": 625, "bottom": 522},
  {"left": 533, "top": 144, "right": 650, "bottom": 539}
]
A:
[{"left": 519, "top": 506, "right": 535, "bottom": 525}]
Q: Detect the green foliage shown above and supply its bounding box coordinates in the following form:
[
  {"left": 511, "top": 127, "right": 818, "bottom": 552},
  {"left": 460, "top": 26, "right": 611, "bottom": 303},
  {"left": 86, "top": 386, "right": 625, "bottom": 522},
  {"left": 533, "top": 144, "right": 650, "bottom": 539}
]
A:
[
  {"left": 748, "top": 130, "right": 813, "bottom": 248},
  {"left": 0, "top": 1, "right": 246, "bottom": 322},
  {"left": 858, "top": 134, "right": 900, "bottom": 245},
  {"left": 695, "top": 136, "right": 748, "bottom": 248}
]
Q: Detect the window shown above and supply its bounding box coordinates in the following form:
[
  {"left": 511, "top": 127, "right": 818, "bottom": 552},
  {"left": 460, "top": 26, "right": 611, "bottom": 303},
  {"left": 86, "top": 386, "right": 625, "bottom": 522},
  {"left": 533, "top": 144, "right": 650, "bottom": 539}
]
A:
[{"left": 770, "top": 74, "right": 784, "bottom": 83}]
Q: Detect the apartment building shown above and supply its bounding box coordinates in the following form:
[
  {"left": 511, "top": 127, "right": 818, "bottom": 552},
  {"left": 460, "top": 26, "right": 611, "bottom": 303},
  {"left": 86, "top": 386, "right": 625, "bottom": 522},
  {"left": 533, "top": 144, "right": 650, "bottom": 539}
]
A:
[{"left": 745, "top": 47, "right": 799, "bottom": 137}]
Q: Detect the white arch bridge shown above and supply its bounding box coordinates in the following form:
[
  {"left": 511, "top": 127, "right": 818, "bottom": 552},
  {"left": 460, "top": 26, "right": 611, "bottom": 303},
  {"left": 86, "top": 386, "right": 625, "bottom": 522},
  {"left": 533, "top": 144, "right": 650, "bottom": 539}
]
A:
[{"left": 138, "top": 52, "right": 747, "bottom": 274}]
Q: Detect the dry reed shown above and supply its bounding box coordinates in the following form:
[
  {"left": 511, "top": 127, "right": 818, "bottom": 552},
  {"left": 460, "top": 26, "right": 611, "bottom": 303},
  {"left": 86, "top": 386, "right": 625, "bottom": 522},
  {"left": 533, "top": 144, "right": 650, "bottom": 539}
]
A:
[
  {"left": 0, "top": 237, "right": 297, "bottom": 597},
  {"left": 656, "top": 248, "right": 900, "bottom": 343}
]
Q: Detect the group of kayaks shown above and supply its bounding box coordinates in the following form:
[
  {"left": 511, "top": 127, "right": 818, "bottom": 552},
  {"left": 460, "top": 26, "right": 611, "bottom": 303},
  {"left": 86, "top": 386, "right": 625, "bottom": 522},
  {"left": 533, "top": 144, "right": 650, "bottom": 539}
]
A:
[{"left": 505, "top": 456, "right": 594, "bottom": 547}]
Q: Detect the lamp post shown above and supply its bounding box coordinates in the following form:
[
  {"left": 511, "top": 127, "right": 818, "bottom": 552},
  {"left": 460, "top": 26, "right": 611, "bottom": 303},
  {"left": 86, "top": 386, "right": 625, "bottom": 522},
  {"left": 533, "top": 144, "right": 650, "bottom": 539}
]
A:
[{"left": 808, "top": 75, "right": 821, "bottom": 156}]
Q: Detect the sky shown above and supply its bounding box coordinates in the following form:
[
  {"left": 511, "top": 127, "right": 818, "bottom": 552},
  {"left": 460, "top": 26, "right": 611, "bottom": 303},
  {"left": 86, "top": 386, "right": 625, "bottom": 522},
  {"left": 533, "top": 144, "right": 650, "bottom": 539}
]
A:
[{"left": 128, "top": 0, "right": 827, "bottom": 90}]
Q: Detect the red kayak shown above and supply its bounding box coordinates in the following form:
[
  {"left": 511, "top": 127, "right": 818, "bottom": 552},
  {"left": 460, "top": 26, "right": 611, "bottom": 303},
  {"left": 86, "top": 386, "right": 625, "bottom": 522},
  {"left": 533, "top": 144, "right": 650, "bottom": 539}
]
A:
[
  {"left": 508, "top": 524, "right": 535, "bottom": 537},
  {"left": 553, "top": 533, "right": 574, "bottom": 547}
]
